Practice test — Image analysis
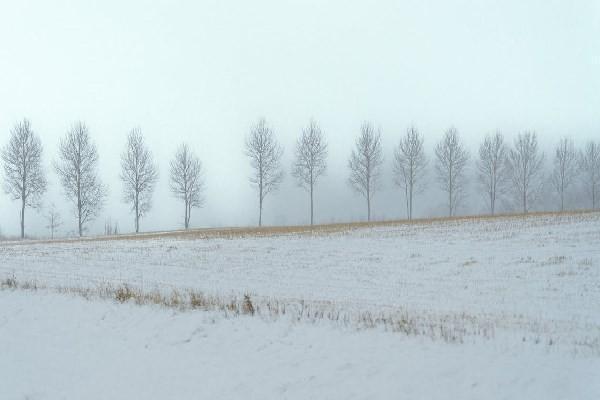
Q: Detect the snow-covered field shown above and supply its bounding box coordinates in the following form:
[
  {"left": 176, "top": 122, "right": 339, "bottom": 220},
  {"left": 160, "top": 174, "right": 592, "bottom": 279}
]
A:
[
  {"left": 1, "top": 212, "right": 600, "bottom": 399},
  {"left": 2, "top": 290, "right": 598, "bottom": 400}
]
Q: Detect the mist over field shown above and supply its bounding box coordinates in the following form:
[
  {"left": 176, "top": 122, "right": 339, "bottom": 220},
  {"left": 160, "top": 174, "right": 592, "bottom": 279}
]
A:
[
  {"left": 0, "top": 0, "right": 598, "bottom": 237},
  {"left": 2, "top": 3, "right": 600, "bottom": 398}
]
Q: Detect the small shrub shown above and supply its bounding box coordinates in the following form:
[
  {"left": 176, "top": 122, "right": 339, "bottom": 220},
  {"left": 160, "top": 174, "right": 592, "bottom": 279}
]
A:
[
  {"left": 189, "top": 291, "right": 206, "bottom": 308},
  {"left": 21, "top": 280, "right": 39, "bottom": 290},
  {"left": 462, "top": 258, "right": 477, "bottom": 267},
  {"left": 544, "top": 255, "right": 567, "bottom": 265},
  {"left": 114, "top": 285, "right": 136, "bottom": 303},
  {"left": 144, "top": 290, "right": 166, "bottom": 306},
  {"left": 242, "top": 294, "right": 255, "bottom": 315},
  {"left": 578, "top": 258, "right": 593, "bottom": 267},
  {"left": 2, "top": 275, "right": 17, "bottom": 289},
  {"left": 169, "top": 290, "right": 182, "bottom": 307}
]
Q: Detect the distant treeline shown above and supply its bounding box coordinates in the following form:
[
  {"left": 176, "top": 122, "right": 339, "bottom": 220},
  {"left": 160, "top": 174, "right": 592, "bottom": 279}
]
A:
[{"left": 1, "top": 118, "right": 599, "bottom": 239}]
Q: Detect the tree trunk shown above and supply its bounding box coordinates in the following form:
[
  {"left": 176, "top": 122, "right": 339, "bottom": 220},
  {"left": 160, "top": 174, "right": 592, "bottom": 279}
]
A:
[
  {"left": 135, "top": 192, "right": 139, "bottom": 233},
  {"left": 367, "top": 187, "right": 371, "bottom": 222},
  {"left": 409, "top": 182, "right": 413, "bottom": 220},
  {"left": 522, "top": 167, "right": 527, "bottom": 214},
  {"left": 258, "top": 173, "right": 263, "bottom": 227},
  {"left": 78, "top": 200, "right": 82, "bottom": 237},
  {"left": 490, "top": 174, "right": 495, "bottom": 215},
  {"left": 77, "top": 178, "right": 83, "bottom": 236},
  {"left": 20, "top": 198, "right": 25, "bottom": 239},
  {"left": 184, "top": 200, "right": 189, "bottom": 229},
  {"left": 404, "top": 186, "right": 409, "bottom": 220},
  {"left": 448, "top": 186, "right": 452, "bottom": 217},
  {"left": 448, "top": 168, "right": 453, "bottom": 217},
  {"left": 187, "top": 204, "right": 192, "bottom": 229},
  {"left": 310, "top": 183, "right": 314, "bottom": 226},
  {"left": 259, "top": 195, "right": 263, "bottom": 227}
]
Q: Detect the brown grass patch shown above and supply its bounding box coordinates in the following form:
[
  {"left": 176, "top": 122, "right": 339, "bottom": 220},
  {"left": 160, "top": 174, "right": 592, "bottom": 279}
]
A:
[
  {"left": 3, "top": 275, "right": 598, "bottom": 353},
  {"left": 5, "top": 209, "right": 599, "bottom": 246},
  {"left": 1, "top": 274, "right": 498, "bottom": 344}
]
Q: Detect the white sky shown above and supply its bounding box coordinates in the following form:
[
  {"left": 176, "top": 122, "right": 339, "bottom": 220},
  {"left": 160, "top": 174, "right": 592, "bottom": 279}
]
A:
[{"left": 0, "top": 0, "right": 599, "bottom": 236}]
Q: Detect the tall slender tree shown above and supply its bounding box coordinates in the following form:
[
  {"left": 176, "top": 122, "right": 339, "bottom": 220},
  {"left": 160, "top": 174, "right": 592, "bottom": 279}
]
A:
[
  {"left": 392, "top": 126, "right": 427, "bottom": 220},
  {"left": 579, "top": 140, "right": 600, "bottom": 209},
  {"left": 120, "top": 127, "right": 159, "bottom": 233},
  {"left": 508, "top": 132, "right": 544, "bottom": 213},
  {"left": 292, "top": 119, "right": 327, "bottom": 226},
  {"left": 435, "top": 127, "right": 469, "bottom": 217},
  {"left": 169, "top": 143, "right": 205, "bottom": 229},
  {"left": 348, "top": 121, "right": 383, "bottom": 221},
  {"left": 551, "top": 137, "right": 577, "bottom": 212},
  {"left": 54, "top": 121, "right": 107, "bottom": 236},
  {"left": 476, "top": 132, "right": 510, "bottom": 215},
  {"left": 245, "top": 118, "right": 284, "bottom": 227},
  {"left": 1, "top": 118, "right": 47, "bottom": 239}
]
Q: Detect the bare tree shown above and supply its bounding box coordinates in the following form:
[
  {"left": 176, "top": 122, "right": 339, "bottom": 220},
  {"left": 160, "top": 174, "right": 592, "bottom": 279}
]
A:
[
  {"left": 120, "top": 127, "right": 159, "bottom": 233},
  {"left": 435, "top": 127, "right": 469, "bottom": 217},
  {"left": 54, "top": 121, "right": 107, "bottom": 236},
  {"left": 104, "top": 218, "right": 119, "bottom": 236},
  {"left": 348, "top": 121, "right": 384, "bottom": 221},
  {"left": 578, "top": 140, "right": 600, "bottom": 209},
  {"left": 291, "top": 119, "right": 327, "bottom": 226},
  {"left": 45, "top": 203, "right": 62, "bottom": 239},
  {"left": 393, "top": 126, "right": 427, "bottom": 220},
  {"left": 1, "top": 118, "right": 47, "bottom": 239},
  {"left": 169, "top": 143, "right": 205, "bottom": 229},
  {"left": 476, "top": 132, "right": 510, "bottom": 215},
  {"left": 245, "top": 118, "right": 284, "bottom": 227},
  {"left": 508, "top": 132, "right": 544, "bottom": 213},
  {"left": 551, "top": 137, "right": 577, "bottom": 212}
]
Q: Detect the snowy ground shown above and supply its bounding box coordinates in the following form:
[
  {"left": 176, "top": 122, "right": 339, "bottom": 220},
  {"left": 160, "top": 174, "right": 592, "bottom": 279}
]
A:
[
  {"left": 1, "top": 212, "right": 600, "bottom": 398},
  {"left": 1, "top": 290, "right": 598, "bottom": 400}
]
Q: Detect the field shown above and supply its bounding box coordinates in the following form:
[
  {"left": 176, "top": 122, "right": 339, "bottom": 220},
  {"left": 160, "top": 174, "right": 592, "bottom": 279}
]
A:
[{"left": 1, "top": 212, "right": 600, "bottom": 399}]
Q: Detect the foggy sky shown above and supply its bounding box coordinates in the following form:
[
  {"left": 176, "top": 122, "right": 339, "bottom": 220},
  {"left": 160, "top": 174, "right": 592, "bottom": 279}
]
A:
[{"left": 0, "top": 0, "right": 598, "bottom": 237}]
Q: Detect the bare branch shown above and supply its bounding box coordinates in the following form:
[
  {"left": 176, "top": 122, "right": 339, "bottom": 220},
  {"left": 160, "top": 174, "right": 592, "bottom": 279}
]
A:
[
  {"left": 551, "top": 137, "right": 577, "bottom": 212},
  {"left": 169, "top": 143, "right": 205, "bottom": 229},
  {"left": 348, "top": 121, "right": 383, "bottom": 221},
  {"left": 393, "top": 126, "right": 427, "bottom": 220},
  {"left": 578, "top": 140, "right": 600, "bottom": 210},
  {"left": 291, "top": 119, "right": 327, "bottom": 225},
  {"left": 507, "top": 132, "right": 544, "bottom": 213},
  {"left": 435, "top": 127, "right": 469, "bottom": 217},
  {"left": 120, "top": 127, "right": 159, "bottom": 233},
  {"left": 1, "top": 118, "right": 47, "bottom": 239},
  {"left": 54, "top": 121, "right": 107, "bottom": 236},
  {"left": 245, "top": 118, "right": 284, "bottom": 226},
  {"left": 44, "top": 203, "right": 62, "bottom": 239},
  {"left": 476, "top": 132, "right": 510, "bottom": 215}
]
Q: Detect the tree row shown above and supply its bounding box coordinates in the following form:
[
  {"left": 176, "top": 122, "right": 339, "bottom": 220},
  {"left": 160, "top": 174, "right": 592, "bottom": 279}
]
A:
[{"left": 2, "top": 118, "right": 599, "bottom": 238}]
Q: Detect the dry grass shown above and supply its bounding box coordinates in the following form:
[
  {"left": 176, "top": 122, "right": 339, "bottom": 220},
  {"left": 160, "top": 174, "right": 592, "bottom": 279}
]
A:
[
  {"left": 4, "top": 275, "right": 598, "bottom": 354},
  {"left": 5, "top": 209, "right": 599, "bottom": 246},
  {"left": 1, "top": 274, "right": 17, "bottom": 289},
  {"left": 578, "top": 258, "right": 593, "bottom": 267},
  {"left": 1, "top": 275, "right": 498, "bottom": 344}
]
